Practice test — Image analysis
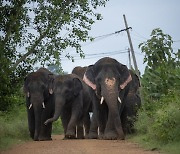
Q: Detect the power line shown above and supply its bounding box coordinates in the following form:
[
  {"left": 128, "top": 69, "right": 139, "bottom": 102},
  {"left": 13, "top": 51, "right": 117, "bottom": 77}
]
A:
[
  {"left": 131, "top": 30, "right": 148, "bottom": 40},
  {"left": 60, "top": 49, "right": 128, "bottom": 61},
  {"left": 93, "top": 27, "right": 132, "bottom": 40}
]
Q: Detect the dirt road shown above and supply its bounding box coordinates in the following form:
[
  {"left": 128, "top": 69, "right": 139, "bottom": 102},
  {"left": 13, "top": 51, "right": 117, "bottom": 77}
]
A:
[{"left": 1, "top": 135, "right": 159, "bottom": 154}]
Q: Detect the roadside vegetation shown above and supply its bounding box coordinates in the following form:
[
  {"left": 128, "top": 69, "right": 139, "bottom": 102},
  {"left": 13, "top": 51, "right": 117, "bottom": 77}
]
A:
[
  {"left": 130, "top": 28, "right": 180, "bottom": 154},
  {"left": 0, "top": 103, "right": 64, "bottom": 151}
]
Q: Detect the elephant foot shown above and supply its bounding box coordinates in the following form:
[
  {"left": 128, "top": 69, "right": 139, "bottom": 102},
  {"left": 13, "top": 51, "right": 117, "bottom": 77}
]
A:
[
  {"left": 87, "top": 131, "right": 98, "bottom": 139},
  {"left": 33, "top": 138, "right": 39, "bottom": 141},
  {"left": 117, "top": 135, "right": 125, "bottom": 140},
  {"left": 103, "top": 131, "right": 118, "bottom": 140},
  {"left": 65, "top": 134, "right": 76, "bottom": 139},
  {"left": 84, "top": 134, "right": 89, "bottom": 139},
  {"left": 98, "top": 133, "right": 104, "bottom": 140},
  {"left": 39, "top": 137, "right": 52, "bottom": 141},
  {"left": 65, "top": 131, "right": 76, "bottom": 139},
  {"left": 76, "top": 133, "right": 84, "bottom": 139},
  {"left": 33, "top": 135, "right": 39, "bottom": 141},
  {"left": 76, "top": 128, "right": 84, "bottom": 139}
]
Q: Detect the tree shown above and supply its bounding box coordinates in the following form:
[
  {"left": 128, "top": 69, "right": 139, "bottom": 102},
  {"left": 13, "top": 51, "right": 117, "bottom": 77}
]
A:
[
  {"left": 0, "top": 0, "right": 109, "bottom": 111},
  {"left": 139, "top": 28, "right": 180, "bottom": 101}
]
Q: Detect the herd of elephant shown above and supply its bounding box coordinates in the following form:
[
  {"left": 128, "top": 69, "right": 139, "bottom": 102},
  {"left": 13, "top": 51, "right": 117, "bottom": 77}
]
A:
[{"left": 23, "top": 57, "right": 141, "bottom": 141}]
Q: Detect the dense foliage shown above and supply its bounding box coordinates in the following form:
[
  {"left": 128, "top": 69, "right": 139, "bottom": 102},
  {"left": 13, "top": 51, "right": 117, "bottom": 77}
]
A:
[
  {"left": 139, "top": 28, "right": 180, "bottom": 100},
  {"left": 0, "top": 0, "right": 108, "bottom": 111},
  {"left": 135, "top": 28, "right": 180, "bottom": 149}
]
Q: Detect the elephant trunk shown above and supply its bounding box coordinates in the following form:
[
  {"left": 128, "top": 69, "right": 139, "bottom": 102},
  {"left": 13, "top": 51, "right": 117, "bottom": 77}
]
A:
[
  {"left": 101, "top": 78, "right": 125, "bottom": 139},
  {"left": 33, "top": 103, "right": 42, "bottom": 141},
  {"left": 104, "top": 92, "right": 124, "bottom": 139},
  {"left": 44, "top": 96, "right": 64, "bottom": 125}
]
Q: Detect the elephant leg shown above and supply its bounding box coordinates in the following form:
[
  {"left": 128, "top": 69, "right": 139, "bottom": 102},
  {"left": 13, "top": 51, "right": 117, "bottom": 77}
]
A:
[
  {"left": 88, "top": 113, "right": 98, "bottom": 139},
  {"left": 87, "top": 95, "right": 100, "bottom": 139},
  {"left": 64, "top": 108, "right": 79, "bottom": 139},
  {"left": 98, "top": 104, "right": 108, "bottom": 139},
  {"left": 76, "top": 122, "right": 84, "bottom": 139},
  {"left": 61, "top": 110, "right": 71, "bottom": 139},
  {"left": 39, "top": 115, "right": 52, "bottom": 140},
  {"left": 65, "top": 96, "right": 83, "bottom": 139},
  {"left": 83, "top": 113, "right": 90, "bottom": 138},
  {"left": 104, "top": 111, "right": 118, "bottom": 140},
  {"left": 39, "top": 101, "right": 53, "bottom": 141},
  {"left": 27, "top": 109, "right": 35, "bottom": 139}
]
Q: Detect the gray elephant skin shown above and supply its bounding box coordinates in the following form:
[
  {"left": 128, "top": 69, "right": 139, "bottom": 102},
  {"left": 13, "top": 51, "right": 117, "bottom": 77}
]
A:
[
  {"left": 44, "top": 74, "right": 91, "bottom": 139},
  {"left": 122, "top": 70, "right": 141, "bottom": 134},
  {"left": 23, "top": 68, "right": 55, "bottom": 141},
  {"left": 72, "top": 66, "right": 87, "bottom": 79},
  {"left": 83, "top": 57, "right": 133, "bottom": 140}
]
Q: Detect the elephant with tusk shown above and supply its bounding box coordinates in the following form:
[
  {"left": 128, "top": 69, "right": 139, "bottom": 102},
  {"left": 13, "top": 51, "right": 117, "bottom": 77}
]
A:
[
  {"left": 23, "top": 68, "right": 55, "bottom": 141},
  {"left": 83, "top": 57, "right": 132, "bottom": 140},
  {"left": 121, "top": 70, "right": 141, "bottom": 134}
]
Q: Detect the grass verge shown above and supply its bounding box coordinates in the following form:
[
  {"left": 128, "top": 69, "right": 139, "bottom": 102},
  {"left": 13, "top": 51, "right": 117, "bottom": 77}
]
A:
[
  {"left": 0, "top": 105, "right": 63, "bottom": 152},
  {"left": 128, "top": 134, "right": 180, "bottom": 154}
]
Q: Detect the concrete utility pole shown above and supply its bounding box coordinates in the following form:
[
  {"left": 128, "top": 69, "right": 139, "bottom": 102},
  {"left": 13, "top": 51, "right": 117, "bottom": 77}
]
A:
[
  {"left": 128, "top": 48, "right": 131, "bottom": 69},
  {"left": 123, "top": 14, "right": 140, "bottom": 79},
  {"left": 123, "top": 14, "right": 144, "bottom": 104}
]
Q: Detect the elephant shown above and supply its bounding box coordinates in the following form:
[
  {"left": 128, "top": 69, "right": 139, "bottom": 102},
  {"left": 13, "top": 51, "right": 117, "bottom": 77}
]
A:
[
  {"left": 121, "top": 70, "right": 141, "bottom": 134},
  {"left": 72, "top": 66, "right": 94, "bottom": 127},
  {"left": 23, "top": 67, "right": 55, "bottom": 141},
  {"left": 44, "top": 74, "right": 91, "bottom": 139},
  {"left": 83, "top": 57, "right": 132, "bottom": 140},
  {"left": 72, "top": 66, "right": 87, "bottom": 79}
]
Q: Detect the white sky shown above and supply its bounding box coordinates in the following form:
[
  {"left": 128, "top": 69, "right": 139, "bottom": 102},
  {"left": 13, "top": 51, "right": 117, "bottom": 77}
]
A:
[{"left": 60, "top": 0, "right": 180, "bottom": 74}]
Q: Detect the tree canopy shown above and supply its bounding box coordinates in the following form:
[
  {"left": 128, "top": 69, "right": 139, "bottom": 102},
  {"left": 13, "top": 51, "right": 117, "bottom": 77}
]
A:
[
  {"left": 139, "top": 28, "right": 180, "bottom": 100},
  {"left": 0, "top": 0, "right": 108, "bottom": 111}
]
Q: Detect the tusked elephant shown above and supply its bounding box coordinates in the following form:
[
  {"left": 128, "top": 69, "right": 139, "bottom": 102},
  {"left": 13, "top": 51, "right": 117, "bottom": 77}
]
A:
[
  {"left": 83, "top": 57, "right": 132, "bottom": 140},
  {"left": 121, "top": 70, "right": 141, "bottom": 134},
  {"left": 44, "top": 74, "right": 91, "bottom": 139},
  {"left": 23, "top": 68, "right": 55, "bottom": 141}
]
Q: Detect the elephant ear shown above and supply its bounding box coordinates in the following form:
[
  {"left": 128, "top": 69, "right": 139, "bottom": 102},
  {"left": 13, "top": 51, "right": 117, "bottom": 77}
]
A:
[
  {"left": 48, "top": 74, "right": 55, "bottom": 94},
  {"left": 129, "top": 70, "right": 140, "bottom": 92},
  {"left": 118, "top": 64, "right": 132, "bottom": 89},
  {"left": 73, "top": 78, "right": 83, "bottom": 96},
  {"left": 23, "top": 75, "right": 30, "bottom": 97},
  {"left": 83, "top": 65, "right": 96, "bottom": 90}
]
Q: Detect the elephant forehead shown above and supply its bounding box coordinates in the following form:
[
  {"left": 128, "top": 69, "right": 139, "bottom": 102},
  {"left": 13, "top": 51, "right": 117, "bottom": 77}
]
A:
[{"left": 104, "top": 77, "right": 116, "bottom": 86}]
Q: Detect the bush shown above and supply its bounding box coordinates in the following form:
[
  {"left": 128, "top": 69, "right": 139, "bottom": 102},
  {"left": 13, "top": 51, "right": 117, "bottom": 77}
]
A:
[{"left": 135, "top": 89, "right": 180, "bottom": 144}]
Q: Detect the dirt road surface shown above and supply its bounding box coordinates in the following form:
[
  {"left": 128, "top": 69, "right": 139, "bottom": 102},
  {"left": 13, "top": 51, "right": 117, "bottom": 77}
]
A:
[{"left": 1, "top": 135, "right": 159, "bottom": 154}]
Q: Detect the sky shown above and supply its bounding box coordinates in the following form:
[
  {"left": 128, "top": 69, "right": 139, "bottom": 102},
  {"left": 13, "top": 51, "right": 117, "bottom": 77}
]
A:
[{"left": 60, "top": 0, "right": 180, "bottom": 74}]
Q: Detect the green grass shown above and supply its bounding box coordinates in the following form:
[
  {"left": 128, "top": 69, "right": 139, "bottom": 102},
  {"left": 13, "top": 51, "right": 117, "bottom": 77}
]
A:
[
  {"left": 0, "top": 105, "right": 64, "bottom": 151},
  {"left": 0, "top": 106, "right": 30, "bottom": 151},
  {"left": 129, "top": 134, "right": 180, "bottom": 154}
]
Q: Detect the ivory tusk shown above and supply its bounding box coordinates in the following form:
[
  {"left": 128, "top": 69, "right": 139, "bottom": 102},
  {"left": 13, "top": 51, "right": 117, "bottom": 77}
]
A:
[
  {"left": 29, "top": 103, "right": 32, "bottom": 109},
  {"left": 27, "top": 92, "right": 30, "bottom": 97},
  {"left": 42, "top": 102, "right": 45, "bottom": 108},
  {"left": 118, "top": 97, "right": 122, "bottom": 104},
  {"left": 100, "top": 97, "right": 104, "bottom": 104}
]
